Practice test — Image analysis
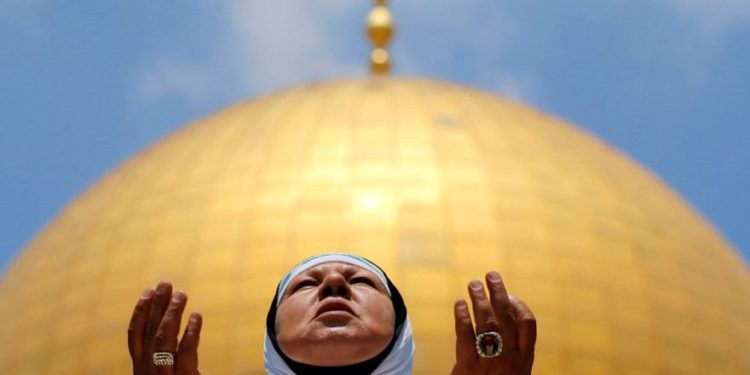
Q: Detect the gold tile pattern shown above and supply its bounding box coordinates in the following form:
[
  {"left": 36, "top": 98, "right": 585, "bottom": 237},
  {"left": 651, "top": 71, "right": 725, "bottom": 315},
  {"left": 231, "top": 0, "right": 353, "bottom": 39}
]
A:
[{"left": 0, "top": 78, "right": 748, "bottom": 374}]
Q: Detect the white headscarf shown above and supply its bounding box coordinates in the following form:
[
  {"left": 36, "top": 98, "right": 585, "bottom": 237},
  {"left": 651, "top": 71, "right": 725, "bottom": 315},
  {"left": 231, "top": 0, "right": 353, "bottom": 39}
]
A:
[{"left": 264, "top": 253, "right": 415, "bottom": 375}]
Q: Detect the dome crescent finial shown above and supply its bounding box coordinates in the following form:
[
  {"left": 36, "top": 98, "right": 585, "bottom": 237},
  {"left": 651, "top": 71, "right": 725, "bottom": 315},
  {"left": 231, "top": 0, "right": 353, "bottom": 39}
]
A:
[{"left": 367, "top": 0, "right": 394, "bottom": 75}]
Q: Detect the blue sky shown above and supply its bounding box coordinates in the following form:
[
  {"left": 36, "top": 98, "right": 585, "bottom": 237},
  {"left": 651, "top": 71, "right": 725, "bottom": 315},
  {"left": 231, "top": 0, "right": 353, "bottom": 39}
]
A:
[{"left": 1, "top": 1, "right": 748, "bottom": 273}]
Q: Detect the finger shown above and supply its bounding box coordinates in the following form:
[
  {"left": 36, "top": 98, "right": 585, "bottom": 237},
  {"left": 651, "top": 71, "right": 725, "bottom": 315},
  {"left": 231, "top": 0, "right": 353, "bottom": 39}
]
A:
[
  {"left": 176, "top": 312, "right": 203, "bottom": 375},
  {"left": 453, "top": 299, "right": 477, "bottom": 364},
  {"left": 508, "top": 294, "right": 537, "bottom": 355},
  {"left": 144, "top": 282, "right": 173, "bottom": 363},
  {"left": 128, "top": 288, "right": 155, "bottom": 365},
  {"left": 486, "top": 271, "right": 519, "bottom": 349},
  {"left": 468, "top": 280, "right": 501, "bottom": 335},
  {"left": 154, "top": 291, "right": 188, "bottom": 375}
]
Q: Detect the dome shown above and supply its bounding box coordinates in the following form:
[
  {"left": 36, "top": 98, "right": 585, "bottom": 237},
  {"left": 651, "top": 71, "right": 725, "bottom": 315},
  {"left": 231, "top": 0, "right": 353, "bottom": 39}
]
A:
[{"left": 0, "top": 78, "right": 748, "bottom": 374}]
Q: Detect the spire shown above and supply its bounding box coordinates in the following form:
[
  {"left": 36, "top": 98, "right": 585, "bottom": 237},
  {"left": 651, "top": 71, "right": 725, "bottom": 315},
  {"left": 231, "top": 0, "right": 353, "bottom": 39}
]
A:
[{"left": 367, "top": 0, "right": 394, "bottom": 75}]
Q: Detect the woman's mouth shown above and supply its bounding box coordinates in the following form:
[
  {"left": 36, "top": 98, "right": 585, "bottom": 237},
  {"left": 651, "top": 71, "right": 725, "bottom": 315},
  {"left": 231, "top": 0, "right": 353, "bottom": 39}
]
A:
[{"left": 315, "top": 299, "right": 356, "bottom": 318}]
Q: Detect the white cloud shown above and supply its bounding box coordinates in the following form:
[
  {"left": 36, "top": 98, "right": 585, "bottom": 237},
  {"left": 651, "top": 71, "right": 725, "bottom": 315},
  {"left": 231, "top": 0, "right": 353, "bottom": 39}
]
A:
[
  {"left": 664, "top": 0, "right": 750, "bottom": 34},
  {"left": 225, "top": 0, "right": 364, "bottom": 94},
  {"left": 391, "top": 1, "right": 534, "bottom": 101},
  {"left": 393, "top": 1, "right": 515, "bottom": 73},
  {"left": 136, "top": 57, "right": 221, "bottom": 104},
  {"left": 136, "top": 0, "right": 368, "bottom": 103},
  {"left": 0, "top": 0, "right": 46, "bottom": 7},
  {"left": 490, "top": 73, "right": 540, "bottom": 105},
  {"left": 134, "top": 0, "right": 530, "bottom": 103}
]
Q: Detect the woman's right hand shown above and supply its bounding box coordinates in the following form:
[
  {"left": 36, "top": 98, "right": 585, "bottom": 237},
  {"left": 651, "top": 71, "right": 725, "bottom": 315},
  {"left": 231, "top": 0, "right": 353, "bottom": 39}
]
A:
[
  {"left": 128, "top": 281, "right": 203, "bottom": 375},
  {"left": 450, "top": 271, "right": 536, "bottom": 375}
]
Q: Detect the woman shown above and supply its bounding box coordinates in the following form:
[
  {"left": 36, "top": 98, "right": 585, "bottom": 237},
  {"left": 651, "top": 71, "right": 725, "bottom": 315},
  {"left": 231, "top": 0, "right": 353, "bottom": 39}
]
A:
[{"left": 128, "top": 253, "right": 536, "bottom": 374}]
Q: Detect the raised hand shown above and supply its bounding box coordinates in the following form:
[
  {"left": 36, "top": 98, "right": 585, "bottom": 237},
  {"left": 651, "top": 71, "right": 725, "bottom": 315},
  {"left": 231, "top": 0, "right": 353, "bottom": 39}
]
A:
[
  {"left": 128, "top": 281, "right": 203, "bottom": 375},
  {"left": 451, "top": 271, "right": 536, "bottom": 375}
]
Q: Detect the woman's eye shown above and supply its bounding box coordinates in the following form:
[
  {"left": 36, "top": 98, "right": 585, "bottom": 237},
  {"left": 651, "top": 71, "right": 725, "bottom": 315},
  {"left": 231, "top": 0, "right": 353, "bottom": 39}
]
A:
[
  {"left": 292, "top": 279, "right": 317, "bottom": 292},
  {"left": 350, "top": 277, "right": 375, "bottom": 287}
]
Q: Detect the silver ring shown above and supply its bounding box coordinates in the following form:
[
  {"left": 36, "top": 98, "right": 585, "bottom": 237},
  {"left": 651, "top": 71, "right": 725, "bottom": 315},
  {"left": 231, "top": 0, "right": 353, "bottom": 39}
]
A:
[
  {"left": 476, "top": 331, "right": 503, "bottom": 358},
  {"left": 153, "top": 352, "right": 175, "bottom": 366}
]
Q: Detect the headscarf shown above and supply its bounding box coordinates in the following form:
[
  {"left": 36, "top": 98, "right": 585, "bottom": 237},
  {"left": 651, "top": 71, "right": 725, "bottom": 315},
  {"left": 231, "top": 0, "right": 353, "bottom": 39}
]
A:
[{"left": 264, "top": 253, "right": 415, "bottom": 375}]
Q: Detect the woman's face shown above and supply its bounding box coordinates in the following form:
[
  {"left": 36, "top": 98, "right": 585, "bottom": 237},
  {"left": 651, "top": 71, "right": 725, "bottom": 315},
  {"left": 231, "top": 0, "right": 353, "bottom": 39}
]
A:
[{"left": 275, "top": 261, "right": 395, "bottom": 366}]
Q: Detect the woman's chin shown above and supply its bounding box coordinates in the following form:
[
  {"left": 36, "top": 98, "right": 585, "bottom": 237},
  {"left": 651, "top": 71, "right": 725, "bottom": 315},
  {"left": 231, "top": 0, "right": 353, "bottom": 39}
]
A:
[{"left": 285, "top": 333, "right": 387, "bottom": 366}]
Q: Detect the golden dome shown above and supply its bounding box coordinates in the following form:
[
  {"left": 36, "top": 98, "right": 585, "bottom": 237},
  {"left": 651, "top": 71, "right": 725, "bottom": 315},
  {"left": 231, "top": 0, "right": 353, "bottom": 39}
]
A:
[{"left": 1, "top": 78, "right": 748, "bottom": 374}]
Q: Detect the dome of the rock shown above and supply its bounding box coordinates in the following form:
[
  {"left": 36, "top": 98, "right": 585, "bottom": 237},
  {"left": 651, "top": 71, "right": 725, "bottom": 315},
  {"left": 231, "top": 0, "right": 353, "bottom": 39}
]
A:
[{"left": 0, "top": 78, "right": 748, "bottom": 374}]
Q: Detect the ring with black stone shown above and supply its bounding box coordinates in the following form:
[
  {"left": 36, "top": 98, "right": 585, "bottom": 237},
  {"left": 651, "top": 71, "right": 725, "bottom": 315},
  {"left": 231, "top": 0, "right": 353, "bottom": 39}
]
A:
[{"left": 476, "top": 331, "right": 503, "bottom": 358}]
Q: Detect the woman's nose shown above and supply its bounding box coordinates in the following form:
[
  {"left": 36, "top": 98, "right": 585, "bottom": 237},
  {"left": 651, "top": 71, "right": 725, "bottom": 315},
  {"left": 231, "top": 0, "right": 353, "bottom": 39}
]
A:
[{"left": 319, "top": 273, "right": 351, "bottom": 299}]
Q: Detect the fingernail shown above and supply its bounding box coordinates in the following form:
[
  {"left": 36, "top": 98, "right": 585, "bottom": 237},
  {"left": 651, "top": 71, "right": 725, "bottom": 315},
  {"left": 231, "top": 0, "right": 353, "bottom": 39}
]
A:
[
  {"left": 470, "top": 280, "right": 483, "bottom": 290},
  {"left": 172, "top": 292, "right": 185, "bottom": 303},
  {"left": 488, "top": 271, "right": 501, "bottom": 281},
  {"left": 141, "top": 288, "right": 153, "bottom": 299},
  {"left": 190, "top": 312, "right": 201, "bottom": 323},
  {"left": 457, "top": 300, "right": 467, "bottom": 309}
]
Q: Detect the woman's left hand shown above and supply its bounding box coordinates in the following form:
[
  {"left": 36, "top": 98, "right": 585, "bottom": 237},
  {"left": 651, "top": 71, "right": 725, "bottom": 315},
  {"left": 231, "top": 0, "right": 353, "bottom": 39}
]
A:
[
  {"left": 450, "top": 271, "right": 536, "bottom": 375},
  {"left": 128, "top": 282, "right": 203, "bottom": 375}
]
